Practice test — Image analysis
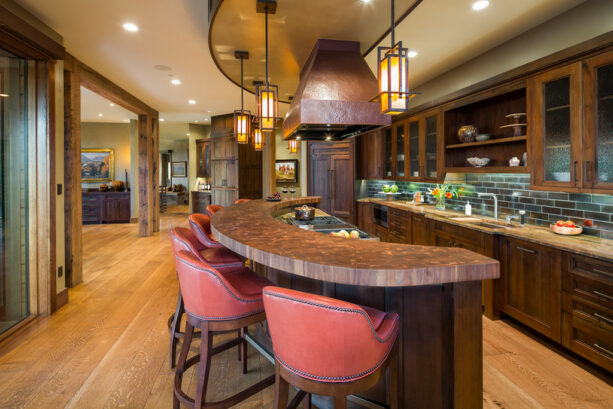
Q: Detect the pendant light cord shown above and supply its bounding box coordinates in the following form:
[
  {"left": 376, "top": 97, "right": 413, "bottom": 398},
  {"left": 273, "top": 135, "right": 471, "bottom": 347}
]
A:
[
  {"left": 265, "top": 6, "right": 269, "bottom": 87},
  {"left": 391, "top": 0, "right": 395, "bottom": 46},
  {"left": 240, "top": 56, "right": 244, "bottom": 110}
]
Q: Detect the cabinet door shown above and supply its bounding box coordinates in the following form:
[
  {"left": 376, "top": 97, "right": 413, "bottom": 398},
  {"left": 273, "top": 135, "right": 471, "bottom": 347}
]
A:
[
  {"left": 374, "top": 224, "right": 389, "bottom": 242},
  {"left": 383, "top": 127, "right": 394, "bottom": 179},
  {"left": 393, "top": 122, "right": 406, "bottom": 179},
  {"left": 358, "top": 129, "right": 384, "bottom": 179},
  {"left": 502, "top": 238, "right": 561, "bottom": 341},
  {"left": 309, "top": 153, "right": 332, "bottom": 214},
  {"left": 407, "top": 119, "right": 420, "bottom": 179},
  {"left": 356, "top": 202, "right": 374, "bottom": 235},
  {"left": 423, "top": 112, "right": 439, "bottom": 181},
  {"left": 583, "top": 51, "right": 613, "bottom": 191},
  {"left": 531, "top": 63, "right": 583, "bottom": 189},
  {"left": 411, "top": 214, "right": 431, "bottom": 245},
  {"left": 331, "top": 154, "right": 354, "bottom": 222},
  {"left": 196, "top": 140, "right": 211, "bottom": 178}
]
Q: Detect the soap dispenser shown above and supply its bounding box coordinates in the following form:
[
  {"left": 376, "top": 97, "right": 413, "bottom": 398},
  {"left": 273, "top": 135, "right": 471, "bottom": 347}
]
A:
[{"left": 465, "top": 201, "right": 472, "bottom": 216}]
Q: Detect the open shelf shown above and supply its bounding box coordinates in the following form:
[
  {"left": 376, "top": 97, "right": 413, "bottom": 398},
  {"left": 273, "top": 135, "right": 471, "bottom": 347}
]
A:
[
  {"left": 545, "top": 104, "right": 570, "bottom": 112},
  {"left": 445, "top": 166, "right": 529, "bottom": 174},
  {"left": 446, "top": 135, "right": 527, "bottom": 149}
]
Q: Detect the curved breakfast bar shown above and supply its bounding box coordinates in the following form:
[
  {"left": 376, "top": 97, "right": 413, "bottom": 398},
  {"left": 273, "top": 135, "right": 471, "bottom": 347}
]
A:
[{"left": 212, "top": 197, "right": 500, "bottom": 409}]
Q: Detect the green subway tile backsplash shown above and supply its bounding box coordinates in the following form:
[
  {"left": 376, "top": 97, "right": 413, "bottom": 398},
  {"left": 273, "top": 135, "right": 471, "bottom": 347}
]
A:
[{"left": 359, "top": 174, "right": 613, "bottom": 240}]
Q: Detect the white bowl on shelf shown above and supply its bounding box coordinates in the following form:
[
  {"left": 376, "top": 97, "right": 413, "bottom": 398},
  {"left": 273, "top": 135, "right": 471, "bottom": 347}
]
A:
[{"left": 467, "top": 157, "right": 491, "bottom": 167}]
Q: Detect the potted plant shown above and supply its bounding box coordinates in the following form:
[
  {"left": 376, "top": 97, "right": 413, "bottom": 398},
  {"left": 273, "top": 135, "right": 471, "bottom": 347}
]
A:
[{"left": 428, "top": 184, "right": 456, "bottom": 210}]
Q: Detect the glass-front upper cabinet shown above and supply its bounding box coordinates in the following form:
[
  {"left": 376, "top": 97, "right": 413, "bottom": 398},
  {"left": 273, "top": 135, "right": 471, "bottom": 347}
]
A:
[
  {"left": 584, "top": 50, "right": 613, "bottom": 191},
  {"left": 384, "top": 127, "right": 393, "bottom": 178},
  {"left": 531, "top": 62, "right": 583, "bottom": 189},
  {"left": 394, "top": 122, "right": 406, "bottom": 179},
  {"left": 408, "top": 119, "right": 420, "bottom": 178},
  {"left": 424, "top": 113, "right": 439, "bottom": 180}
]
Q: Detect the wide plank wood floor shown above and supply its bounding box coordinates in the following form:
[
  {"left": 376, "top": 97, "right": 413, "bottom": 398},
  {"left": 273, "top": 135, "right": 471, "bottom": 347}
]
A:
[{"left": 0, "top": 209, "right": 610, "bottom": 409}]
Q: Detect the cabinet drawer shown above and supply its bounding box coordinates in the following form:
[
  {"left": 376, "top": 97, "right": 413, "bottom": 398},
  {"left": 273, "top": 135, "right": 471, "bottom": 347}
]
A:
[
  {"left": 374, "top": 224, "right": 389, "bottom": 242},
  {"left": 435, "top": 222, "right": 484, "bottom": 248},
  {"left": 562, "top": 312, "right": 613, "bottom": 373},
  {"left": 563, "top": 253, "right": 613, "bottom": 312},
  {"left": 389, "top": 207, "right": 409, "bottom": 219},
  {"left": 563, "top": 292, "right": 613, "bottom": 330},
  {"left": 388, "top": 231, "right": 408, "bottom": 244}
]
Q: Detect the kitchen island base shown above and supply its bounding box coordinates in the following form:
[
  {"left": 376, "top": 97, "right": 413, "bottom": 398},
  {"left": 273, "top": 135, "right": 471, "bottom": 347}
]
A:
[{"left": 250, "top": 264, "right": 483, "bottom": 409}]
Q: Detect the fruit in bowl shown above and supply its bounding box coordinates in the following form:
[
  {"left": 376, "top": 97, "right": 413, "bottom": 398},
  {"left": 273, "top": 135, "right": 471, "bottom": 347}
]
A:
[
  {"left": 382, "top": 185, "right": 390, "bottom": 193},
  {"left": 390, "top": 185, "right": 398, "bottom": 193},
  {"left": 267, "top": 192, "right": 281, "bottom": 200},
  {"left": 551, "top": 220, "right": 582, "bottom": 235}
]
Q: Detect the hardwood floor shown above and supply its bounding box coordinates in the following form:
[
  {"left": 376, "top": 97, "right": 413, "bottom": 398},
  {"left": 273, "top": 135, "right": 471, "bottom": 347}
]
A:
[{"left": 0, "top": 210, "right": 610, "bottom": 408}]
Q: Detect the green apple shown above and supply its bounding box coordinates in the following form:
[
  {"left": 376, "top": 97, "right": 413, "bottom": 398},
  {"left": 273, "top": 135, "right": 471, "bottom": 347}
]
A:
[
  {"left": 390, "top": 185, "right": 398, "bottom": 193},
  {"left": 382, "top": 185, "right": 390, "bottom": 193}
]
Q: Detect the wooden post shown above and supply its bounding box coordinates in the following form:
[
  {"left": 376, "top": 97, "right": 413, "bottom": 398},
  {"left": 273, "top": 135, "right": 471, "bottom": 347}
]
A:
[
  {"left": 63, "top": 55, "right": 83, "bottom": 286},
  {"left": 138, "top": 114, "right": 154, "bottom": 236},
  {"left": 151, "top": 117, "right": 160, "bottom": 232}
]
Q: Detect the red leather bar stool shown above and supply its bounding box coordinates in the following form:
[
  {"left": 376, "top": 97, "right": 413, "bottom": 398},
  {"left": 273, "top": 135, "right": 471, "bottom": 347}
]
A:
[
  {"left": 173, "top": 250, "right": 275, "bottom": 409},
  {"left": 234, "top": 198, "right": 251, "bottom": 204},
  {"left": 169, "top": 227, "right": 244, "bottom": 369},
  {"left": 188, "top": 213, "right": 224, "bottom": 249},
  {"left": 263, "top": 287, "right": 400, "bottom": 409},
  {"left": 205, "top": 204, "right": 224, "bottom": 218}
]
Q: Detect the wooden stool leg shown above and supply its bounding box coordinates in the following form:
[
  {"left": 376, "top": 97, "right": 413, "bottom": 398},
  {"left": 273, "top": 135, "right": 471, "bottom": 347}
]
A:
[
  {"left": 169, "top": 289, "right": 184, "bottom": 369},
  {"left": 194, "top": 323, "right": 213, "bottom": 409},
  {"left": 237, "top": 329, "right": 242, "bottom": 361},
  {"left": 388, "top": 351, "right": 399, "bottom": 409},
  {"left": 301, "top": 393, "right": 311, "bottom": 409},
  {"left": 241, "top": 326, "right": 248, "bottom": 374},
  {"left": 273, "top": 361, "right": 289, "bottom": 409},
  {"left": 173, "top": 321, "right": 194, "bottom": 409},
  {"left": 334, "top": 395, "right": 346, "bottom": 409}
]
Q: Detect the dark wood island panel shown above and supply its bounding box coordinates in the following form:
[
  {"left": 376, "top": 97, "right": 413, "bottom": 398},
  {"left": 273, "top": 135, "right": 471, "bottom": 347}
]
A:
[{"left": 211, "top": 198, "right": 500, "bottom": 409}]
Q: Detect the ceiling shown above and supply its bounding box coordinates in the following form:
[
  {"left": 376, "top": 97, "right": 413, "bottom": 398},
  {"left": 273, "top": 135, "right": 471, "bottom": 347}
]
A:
[
  {"left": 81, "top": 87, "right": 137, "bottom": 122},
  {"left": 18, "top": 0, "right": 585, "bottom": 123}
]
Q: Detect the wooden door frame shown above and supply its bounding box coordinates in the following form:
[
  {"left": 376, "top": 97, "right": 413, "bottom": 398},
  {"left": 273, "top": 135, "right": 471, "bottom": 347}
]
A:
[{"left": 63, "top": 53, "right": 159, "bottom": 287}]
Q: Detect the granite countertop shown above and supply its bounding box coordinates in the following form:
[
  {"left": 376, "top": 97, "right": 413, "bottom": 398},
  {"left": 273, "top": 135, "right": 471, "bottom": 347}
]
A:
[
  {"left": 358, "top": 198, "right": 613, "bottom": 262},
  {"left": 210, "top": 197, "right": 499, "bottom": 288}
]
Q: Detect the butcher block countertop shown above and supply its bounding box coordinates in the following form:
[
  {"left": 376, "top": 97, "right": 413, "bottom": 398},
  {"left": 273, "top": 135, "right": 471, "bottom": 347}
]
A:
[
  {"left": 359, "top": 197, "right": 613, "bottom": 263},
  {"left": 211, "top": 197, "right": 499, "bottom": 287}
]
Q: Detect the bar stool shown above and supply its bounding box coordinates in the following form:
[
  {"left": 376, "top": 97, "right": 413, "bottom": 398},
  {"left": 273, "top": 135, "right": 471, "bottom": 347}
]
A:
[
  {"left": 234, "top": 199, "right": 251, "bottom": 204},
  {"left": 169, "top": 227, "right": 244, "bottom": 369},
  {"left": 262, "top": 287, "right": 400, "bottom": 409},
  {"left": 173, "top": 250, "right": 275, "bottom": 409},
  {"left": 188, "top": 213, "right": 224, "bottom": 249},
  {"left": 205, "top": 204, "right": 224, "bottom": 218}
]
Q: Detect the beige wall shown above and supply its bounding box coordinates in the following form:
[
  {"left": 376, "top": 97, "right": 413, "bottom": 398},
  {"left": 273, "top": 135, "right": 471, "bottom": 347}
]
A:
[
  {"left": 409, "top": 0, "right": 613, "bottom": 111},
  {"left": 81, "top": 122, "right": 136, "bottom": 217},
  {"left": 274, "top": 130, "right": 307, "bottom": 196}
]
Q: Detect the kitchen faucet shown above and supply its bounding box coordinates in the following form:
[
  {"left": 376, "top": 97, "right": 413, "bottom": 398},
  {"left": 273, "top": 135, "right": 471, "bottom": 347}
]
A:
[{"left": 477, "top": 192, "right": 498, "bottom": 220}]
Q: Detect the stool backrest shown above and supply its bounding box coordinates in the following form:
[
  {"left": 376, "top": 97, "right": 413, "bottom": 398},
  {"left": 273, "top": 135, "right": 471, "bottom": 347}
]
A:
[
  {"left": 170, "top": 227, "right": 206, "bottom": 260},
  {"left": 205, "top": 204, "right": 224, "bottom": 218},
  {"left": 188, "top": 213, "right": 222, "bottom": 248},
  {"left": 174, "top": 250, "right": 263, "bottom": 321},
  {"left": 263, "top": 286, "right": 399, "bottom": 383}
]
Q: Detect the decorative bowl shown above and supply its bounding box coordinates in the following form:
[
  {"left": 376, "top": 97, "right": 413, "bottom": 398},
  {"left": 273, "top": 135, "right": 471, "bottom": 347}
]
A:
[
  {"left": 467, "top": 157, "right": 491, "bottom": 167},
  {"left": 475, "top": 134, "right": 491, "bottom": 142},
  {"left": 98, "top": 183, "right": 109, "bottom": 192},
  {"left": 109, "top": 180, "right": 124, "bottom": 191},
  {"left": 294, "top": 205, "right": 315, "bottom": 221},
  {"left": 457, "top": 125, "right": 478, "bottom": 143},
  {"left": 550, "top": 224, "right": 583, "bottom": 235}
]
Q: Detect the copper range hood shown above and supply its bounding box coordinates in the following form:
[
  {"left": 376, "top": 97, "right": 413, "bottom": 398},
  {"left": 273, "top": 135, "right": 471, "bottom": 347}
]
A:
[{"left": 282, "top": 39, "right": 391, "bottom": 141}]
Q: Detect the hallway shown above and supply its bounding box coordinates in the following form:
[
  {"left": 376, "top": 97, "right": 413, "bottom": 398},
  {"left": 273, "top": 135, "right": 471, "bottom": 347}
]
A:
[{"left": 0, "top": 212, "right": 610, "bottom": 409}]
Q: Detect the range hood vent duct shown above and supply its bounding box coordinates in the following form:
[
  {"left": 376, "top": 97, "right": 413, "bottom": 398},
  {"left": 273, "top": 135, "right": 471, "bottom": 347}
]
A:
[{"left": 282, "top": 39, "right": 390, "bottom": 141}]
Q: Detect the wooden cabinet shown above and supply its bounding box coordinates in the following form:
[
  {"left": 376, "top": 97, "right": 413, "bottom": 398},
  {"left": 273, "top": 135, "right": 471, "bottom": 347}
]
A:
[
  {"left": 211, "top": 113, "right": 234, "bottom": 138},
  {"left": 82, "top": 192, "right": 130, "bottom": 224},
  {"left": 212, "top": 136, "right": 236, "bottom": 160},
  {"left": 500, "top": 237, "right": 562, "bottom": 342},
  {"left": 561, "top": 253, "right": 613, "bottom": 372},
  {"left": 434, "top": 222, "right": 488, "bottom": 255},
  {"left": 212, "top": 189, "right": 237, "bottom": 208},
  {"left": 191, "top": 191, "right": 212, "bottom": 214},
  {"left": 212, "top": 158, "right": 237, "bottom": 188},
  {"left": 388, "top": 207, "right": 410, "bottom": 243},
  {"left": 411, "top": 214, "right": 431, "bottom": 245},
  {"left": 196, "top": 140, "right": 211, "bottom": 178},
  {"left": 374, "top": 224, "right": 389, "bottom": 242},
  {"left": 393, "top": 121, "right": 406, "bottom": 179},
  {"left": 356, "top": 128, "right": 384, "bottom": 179},
  {"left": 308, "top": 141, "right": 355, "bottom": 223},
  {"left": 356, "top": 202, "right": 374, "bottom": 235}
]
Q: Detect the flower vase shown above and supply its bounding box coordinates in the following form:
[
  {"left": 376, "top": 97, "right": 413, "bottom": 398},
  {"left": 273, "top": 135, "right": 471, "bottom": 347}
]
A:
[{"left": 436, "top": 196, "right": 445, "bottom": 210}]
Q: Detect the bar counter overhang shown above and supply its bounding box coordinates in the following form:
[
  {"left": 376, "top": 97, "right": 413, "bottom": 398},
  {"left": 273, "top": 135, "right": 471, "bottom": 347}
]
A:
[{"left": 211, "top": 197, "right": 500, "bottom": 408}]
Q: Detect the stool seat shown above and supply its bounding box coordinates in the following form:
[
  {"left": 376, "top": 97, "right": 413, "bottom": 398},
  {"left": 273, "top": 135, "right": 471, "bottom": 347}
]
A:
[{"left": 171, "top": 227, "right": 243, "bottom": 274}]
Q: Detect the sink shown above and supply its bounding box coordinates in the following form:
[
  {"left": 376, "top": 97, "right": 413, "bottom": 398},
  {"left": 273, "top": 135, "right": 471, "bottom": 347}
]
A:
[
  {"left": 448, "top": 216, "right": 511, "bottom": 229},
  {"left": 473, "top": 221, "right": 510, "bottom": 229}
]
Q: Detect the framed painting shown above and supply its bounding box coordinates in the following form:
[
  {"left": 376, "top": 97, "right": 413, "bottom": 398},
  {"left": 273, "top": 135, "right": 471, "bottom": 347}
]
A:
[
  {"left": 275, "top": 159, "right": 298, "bottom": 183},
  {"left": 172, "top": 161, "right": 187, "bottom": 177},
  {"left": 81, "top": 148, "right": 114, "bottom": 182}
]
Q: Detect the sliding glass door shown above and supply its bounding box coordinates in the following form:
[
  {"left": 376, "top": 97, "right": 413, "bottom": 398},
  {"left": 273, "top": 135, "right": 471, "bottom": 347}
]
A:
[{"left": 0, "top": 49, "right": 30, "bottom": 335}]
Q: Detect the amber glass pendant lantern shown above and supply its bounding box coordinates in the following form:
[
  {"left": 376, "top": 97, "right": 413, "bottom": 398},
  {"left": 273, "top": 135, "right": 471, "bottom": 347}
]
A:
[
  {"left": 255, "top": 0, "right": 278, "bottom": 132},
  {"left": 253, "top": 128, "right": 264, "bottom": 151},
  {"left": 288, "top": 139, "right": 298, "bottom": 154},
  {"left": 376, "top": 0, "right": 414, "bottom": 115},
  {"left": 233, "top": 51, "right": 251, "bottom": 144}
]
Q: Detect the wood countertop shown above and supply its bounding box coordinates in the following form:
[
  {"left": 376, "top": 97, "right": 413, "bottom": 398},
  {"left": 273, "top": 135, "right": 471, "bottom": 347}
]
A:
[
  {"left": 211, "top": 197, "right": 499, "bottom": 287},
  {"left": 358, "top": 198, "right": 613, "bottom": 263}
]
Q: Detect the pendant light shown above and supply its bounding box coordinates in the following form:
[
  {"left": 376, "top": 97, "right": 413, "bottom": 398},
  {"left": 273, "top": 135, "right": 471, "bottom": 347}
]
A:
[
  {"left": 377, "top": 0, "right": 413, "bottom": 114},
  {"left": 255, "top": 0, "right": 278, "bottom": 132},
  {"left": 253, "top": 128, "right": 264, "bottom": 151},
  {"left": 288, "top": 139, "right": 298, "bottom": 154},
  {"left": 234, "top": 51, "right": 250, "bottom": 144}
]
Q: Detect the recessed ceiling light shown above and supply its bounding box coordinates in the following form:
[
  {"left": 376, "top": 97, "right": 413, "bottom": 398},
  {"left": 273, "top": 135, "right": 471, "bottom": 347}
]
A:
[
  {"left": 123, "top": 119, "right": 130, "bottom": 122},
  {"left": 109, "top": 103, "right": 115, "bottom": 107},
  {"left": 0, "top": 93, "right": 8, "bottom": 97},
  {"left": 408, "top": 50, "right": 418, "bottom": 58},
  {"left": 194, "top": 120, "right": 199, "bottom": 122},
  {"left": 160, "top": 118, "right": 165, "bottom": 122},
  {"left": 361, "top": 0, "right": 371, "bottom": 3},
  {"left": 186, "top": 133, "right": 190, "bottom": 136},
  {"left": 188, "top": 100, "right": 196, "bottom": 105},
  {"left": 472, "top": 1, "right": 489, "bottom": 10},
  {"left": 171, "top": 79, "right": 181, "bottom": 85},
  {"left": 207, "top": 110, "right": 212, "bottom": 113},
  {"left": 123, "top": 22, "right": 139, "bottom": 32},
  {"left": 98, "top": 113, "right": 103, "bottom": 117}
]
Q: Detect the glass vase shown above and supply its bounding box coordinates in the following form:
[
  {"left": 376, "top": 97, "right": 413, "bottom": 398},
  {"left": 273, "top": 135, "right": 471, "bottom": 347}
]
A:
[{"left": 436, "top": 195, "right": 445, "bottom": 210}]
